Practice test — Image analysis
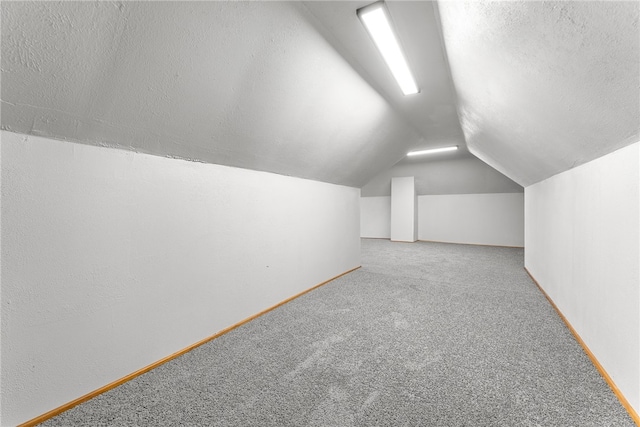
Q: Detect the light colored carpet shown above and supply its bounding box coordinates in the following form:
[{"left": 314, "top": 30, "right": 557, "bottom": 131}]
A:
[{"left": 42, "top": 239, "right": 635, "bottom": 426}]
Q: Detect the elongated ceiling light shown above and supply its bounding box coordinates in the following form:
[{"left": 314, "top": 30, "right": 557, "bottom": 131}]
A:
[
  {"left": 357, "top": 2, "right": 419, "bottom": 95},
  {"left": 407, "top": 146, "right": 458, "bottom": 157}
]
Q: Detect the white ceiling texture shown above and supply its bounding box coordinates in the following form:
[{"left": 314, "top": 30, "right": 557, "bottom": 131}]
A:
[{"left": 2, "top": 1, "right": 638, "bottom": 188}]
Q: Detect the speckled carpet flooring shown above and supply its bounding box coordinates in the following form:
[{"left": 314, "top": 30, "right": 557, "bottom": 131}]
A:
[{"left": 43, "top": 239, "right": 635, "bottom": 426}]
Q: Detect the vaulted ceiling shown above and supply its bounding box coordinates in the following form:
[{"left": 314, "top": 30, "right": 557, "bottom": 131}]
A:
[
  {"left": 2, "top": 1, "right": 638, "bottom": 188},
  {"left": 436, "top": 1, "right": 639, "bottom": 186}
]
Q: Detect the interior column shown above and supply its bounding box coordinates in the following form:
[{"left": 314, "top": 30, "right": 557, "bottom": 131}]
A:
[{"left": 390, "top": 176, "right": 417, "bottom": 242}]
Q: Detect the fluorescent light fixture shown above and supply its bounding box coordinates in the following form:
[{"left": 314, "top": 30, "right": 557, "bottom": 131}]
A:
[
  {"left": 357, "top": 2, "right": 419, "bottom": 95},
  {"left": 407, "top": 146, "right": 458, "bottom": 157}
]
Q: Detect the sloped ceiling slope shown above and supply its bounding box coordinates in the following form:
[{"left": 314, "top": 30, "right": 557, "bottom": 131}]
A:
[
  {"left": 302, "top": 1, "right": 464, "bottom": 147},
  {"left": 437, "top": 1, "right": 640, "bottom": 187},
  {"left": 362, "top": 154, "right": 524, "bottom": 197},
  {"left": 1, "top": 1, "right": 425, "bottom": 187}
]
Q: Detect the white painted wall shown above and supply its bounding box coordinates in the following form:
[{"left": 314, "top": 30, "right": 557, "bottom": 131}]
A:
[
  {"left": 0, "top": 131, "right": 361, "bottom": 426},
  {"left": 1, "top": 1, "right": 423, "bottom": 189},
  {"left": 360, "top": 196, "right": 390, "bottom": 239},
  {"left": 418, "top": 193, "right": 524, "bottom": 247},
  {"left": 361, "top": 193, "right": 524, "bottom": 246},
  {"left": 0, "top": 131, "right": 2, "bottom": 422},
  {"left": 391, "top": 177, "right": 417, "bottom": 242},
  {"left": 361, "top": 154, "right": 523, "bottom": 197},
  {"left": 525, "top": 142, "right": 639, "bottom": 414}
]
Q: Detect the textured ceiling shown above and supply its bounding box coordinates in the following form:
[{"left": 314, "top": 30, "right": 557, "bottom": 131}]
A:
[
  {"left": 362, "top": 154, "right": 524, "bottom": 197},
  {"left": 1, "top": 1, "right": 435, "bottom": 188},
  {"left": 302, "top": 1, "right": 464, "bottom": 146},
  {"left": 436, "top": 1, "right": 640, "bottom": 186},
  {"left": 2, "top": 1, "right": 638, "bottom": 189}
]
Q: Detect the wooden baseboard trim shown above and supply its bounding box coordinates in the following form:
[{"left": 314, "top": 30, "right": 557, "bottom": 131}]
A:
[
  {"left": 524, "top": 267, "right": 639, "bottom": 426},
  {"left": 419, "top": 239, "right": 524, "bottom": 249},
  {"left": 361, "top": 237, "right": 523, "bottom": 249},
  {"left": 17, "top": 266, "right": 361, "bottom": 427}
]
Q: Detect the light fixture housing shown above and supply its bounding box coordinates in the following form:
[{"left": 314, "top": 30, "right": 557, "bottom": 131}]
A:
[
  {"left": 357, "top": 2, "right": 419, "bottom": 96},
  {"left": 407, "top": 146, "right": 458, "bottom": 157}
]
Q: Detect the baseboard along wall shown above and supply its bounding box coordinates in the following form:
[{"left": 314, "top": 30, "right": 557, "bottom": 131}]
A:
[
  {"left": 525, "top": 268, "right": 640, "bottom": 426},
  {"left": 419, "top": 239, "right": 524, "bottom": 249},
  {"left": 17, "top": 266, "right": 361, "bottom": 427},
  {"left": 18, "top": 265, "right": 636, "bottom": 426},
  {"left": 361, "top": 237, "right": 524, "bottom": 249}
]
